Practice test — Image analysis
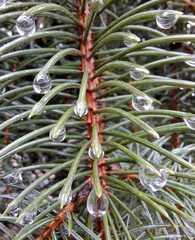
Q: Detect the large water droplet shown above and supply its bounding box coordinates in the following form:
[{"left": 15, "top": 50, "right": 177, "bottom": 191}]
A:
[
  {"left": 139, "top": 167, "right": 168, "bottom": 192},
  {"left": 74, "top": 100, "right": 88, "bottom": 117},
  {"left": 88, "top": 145, "right": 104, "bottom": 161},
  {"left": 9, "top": 204, "right": 22, "bottom": 217},
  {"left": 132, "top": 94, "right": 153, "bottom": 111},
  {"left": 49, "top": 126, "right": 66, "bottom": 142},
  {"left": 2, "top": 171, "right": 23, "bottom": 185},
  {"left": 58, "top": 188, "right": 72, "bottom": 205},
  {"left": 183, "top": 217, "right": 195, "bottom": 237},
  {"left": 130, "top": 70, "right": 145, "bottom": 80},
  {"left": 156, "top": 10, "right": 181, "bottom": 29},
  {"left": 33, "top": 73, "right": 51, "bottom": 94},
  {"left": 19, "top": 207, "right": 37, "bottom": 226},
  {"left": 0, "top": 0, "right": 6, "bottom": 8},
  {"left": 87, "top": 188, "right": 108, "bottom": 217},
  {"left": 184, "top": 117, "right": 195, "bottom": 130},
  {"left": 16, "top": 14, "right": 36, "bottom": 36}
]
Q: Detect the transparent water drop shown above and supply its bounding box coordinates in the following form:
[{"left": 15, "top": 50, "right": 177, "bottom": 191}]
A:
[
  {"left": 156, "top": 10, "right": 182, "bottom": 29},
  {"left": 49, "top": 126, "right": 66, "bottom": 142},
  {"left": 74, "top": 100, "right": 88, "bottom": 117},
  {"left": 58, "top": 188, "right": 72, "bottom": 205},
  {"left": 90, "top": 0, "right": 104, "bottom": 13},
  {"left": 130, "top": 70, "right": 145, "bottom": 80},
  {"left": 16, "top": 14, "right": 36, "bottom": 36},
  {"left": 139, "top": 167, "right": 168, "bottom": 192},
  {"left": 0, "top": 0, "right": 6, "bottom": 8},
  {"left": 88, "top": 145, "right": 104, "bottom": 161},
  {"left": 184, "top": 117, "right": 195, "bottom": 130},
  {"left": 33, "top": 73, "right": 52, "bottom": 94},
  {"left": 87, "top": 188, "right": 108, "bottom": 217},
  {"left": 2, "top": 171, "right": 23, "bottom": 185},
  {"left": 183, "top": 217, "right": 195, "bottom": 237},
  {"left": 124, "top": 42, "right": 137, "bottom": 48},
  {"left": 9, "top": 204, "right": 22, "bottom": 217},
  {"left": 19, "top": 207, "right": 37, "bottom": 226},
  {"left": 132, "top": 94, "right": 153, "bottom": 111}
]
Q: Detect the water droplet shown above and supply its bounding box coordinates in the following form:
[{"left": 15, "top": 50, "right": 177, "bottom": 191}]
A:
[
  {"left": 156, "top": 10, "right": 182, "bottom": 29},
  {"left": 87, "top": 188, "right": 108, "bottom": 217},
  {"left": 132, "top": 94, "right": 153, "bottom": 111},
  {"left": 90, "top": 0, "right": 104, "bottom": 13},
  {"left": 74, "top": 100, "right": 88, "bottom": 118},
  {"left": 0, "top": 0, "right": 6, "bottom": 8},
  {"left": 58, "top": 188, "right": 72, "bottom": 205},
  {"left": 184, "top": 117, "right": 195, "bottom": 130},
  {"left": 183, "top": 217, "right": 195, "bottom": 237},
  {"left": 9, "top": 204, "right": 22, "bottom": 217},
  {"left": 130, "top": 70, "right": 145, "bottom": 80},
  {"left": 19, "top": 207, "right": 37, "bottom": 226},
  {"left": 33, "top": 73, "right": 51, "bottom": 94},
  {"left": 139, "top": 167, "right": 168, "bottom": 192},
  {"left": 2, "top": 171, "right": 23, "bottom": 185},
  {"left": 16, "top": 14, "right": 36, "bottom": 36},
  {"left": 124, "top": 42, "right": 137, "bottom": 48},
  {"left": 49, "top": 126, "right": 66, "bottom": 142},
  {"left": 88, "top": 145, "right": 104, "bottom": 161}
]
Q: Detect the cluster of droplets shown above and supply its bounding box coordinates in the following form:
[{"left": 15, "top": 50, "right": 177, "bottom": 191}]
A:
[
  {"left": 88, "top": 144, "right": 104, "bottom": 161},
  {"left": 33, "top": 73, "right": 52, "bottom": 94},
  {"left": 2, "top": 171, "right": 23, "bottom": 185},
  {"left": 0, "top": 0, "right": 6, "bottom": 8},
  {"left": 139, "top": 166, "right": 168, "bottom": 192},
  {"left": 132, "top": 94, "right": 153, "bottom": 111},
  {"left": 156, "top": 10, "right": 182, "bottom": 29},
  {"left": 49, "top": 126, "right": 66, "bottom": 142},
  {"left": 16, "top": 14, "right": 36, "bottom": 36},
  {"left": 18, "top": 207, "right": 37, "bottom": 226},
  {"left": 184, "top": 117, "right": 195, "bottom": 130},
  {"left": 87, "top": 188, "right": 108, "bottom": 217},
  {"left": 74, "top": 100, "right": 88, "bottom": 118}
]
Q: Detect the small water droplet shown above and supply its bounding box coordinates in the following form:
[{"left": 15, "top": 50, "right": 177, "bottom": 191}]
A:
[
  {"left": 20, "top": 118, "right": 24, "bottom": 121},
  {"left": 130, "top": 70, "right": 145, "bottom": 80},
  {"left": 124, "top": 42, "right": 137, "bottom": 48},
  {"left": 88, "top": 145, "right": 104, "bottom": 161},
  {"left": 183, "top": 217, "right": 195, "bottom": 237},
  {"left": 19, "top": 207, "right": 37, "bottom": 226},
  {"left": 33, "top": 73, "right": 51, "bottom": 94},
  {"left": 0, "top": 0, "right": 6, "bottom": 8},
  {"left": 49, "top": 126, "right": 66, "bottom": 142},
  {"left": 184, "top": 117, "right": 195, "bottom": 130},
  {"left": 90, "top": 0, "right": 104, "bottom": 13},
  {"left": 156, "top": 10, "right": 181, "bottom": 29},
  {"left": 139, "top": 167, "right": 168, "bottom": 192},
  {"left": 16, "top": 14, "right": 36, "bottom": 36},
  {"left": 87, "top": 188, "right": 108, "bottom": 217},
  {"left": 132, "top": 94, "right": 153, "bottom": 111},
  {"left": 9, "top": 204, "right": 22, "bottom": 217},
  {"left": 2, "top": 171, "right": 23, "bottom": 185},
  {"left": 58, "top": 188, "right": 72, "bottom": 205},
  {"left": 74, "top": 100, "right": 88, "bottom": 118}
]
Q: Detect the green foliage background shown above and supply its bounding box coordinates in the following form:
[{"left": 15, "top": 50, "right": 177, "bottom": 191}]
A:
[{"left": 0, "top": 0, "right": 194, "bottom": 239}]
